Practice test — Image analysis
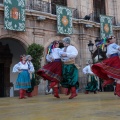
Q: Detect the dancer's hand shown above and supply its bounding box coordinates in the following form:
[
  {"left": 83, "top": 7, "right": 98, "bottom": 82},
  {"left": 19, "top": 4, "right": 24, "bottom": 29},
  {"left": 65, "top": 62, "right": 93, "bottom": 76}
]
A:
[{"left": 61, "top": 54, "right": 67, "bottom": 57}]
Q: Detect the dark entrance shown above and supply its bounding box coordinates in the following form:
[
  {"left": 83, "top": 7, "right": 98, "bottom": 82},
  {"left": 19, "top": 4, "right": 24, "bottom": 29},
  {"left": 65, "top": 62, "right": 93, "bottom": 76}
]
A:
[
  {"left": 0, "top": 42, "right": 13, "bottom": 97},
  {"left": 0, "top": 63, "right": 4, "bottom": 97}
]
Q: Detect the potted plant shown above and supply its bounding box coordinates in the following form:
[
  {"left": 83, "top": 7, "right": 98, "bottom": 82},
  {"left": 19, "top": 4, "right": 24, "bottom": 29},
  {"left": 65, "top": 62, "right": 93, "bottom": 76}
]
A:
[{"left": 26, "top": 43, "right": 44, "bottom": 95}]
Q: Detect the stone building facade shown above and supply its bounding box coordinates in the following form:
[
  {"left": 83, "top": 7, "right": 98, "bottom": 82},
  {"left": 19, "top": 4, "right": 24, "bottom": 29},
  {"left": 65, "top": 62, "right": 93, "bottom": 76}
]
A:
[{"left": 0, "top": 0, "right": 120, "bottom": 97}]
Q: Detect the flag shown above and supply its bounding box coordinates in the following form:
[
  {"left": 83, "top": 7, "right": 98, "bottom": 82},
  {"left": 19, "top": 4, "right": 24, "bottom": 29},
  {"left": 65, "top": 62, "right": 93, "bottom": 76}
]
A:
[
  {"left": 4, "top": 0, "right": 25, "bottom": 31},
  {"left": 56, "top": 5, "right": 73, "bottom": 34}
]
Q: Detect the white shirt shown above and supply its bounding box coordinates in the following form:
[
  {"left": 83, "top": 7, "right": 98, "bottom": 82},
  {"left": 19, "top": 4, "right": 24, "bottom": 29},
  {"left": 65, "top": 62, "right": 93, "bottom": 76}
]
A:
[
  {"left": 12, "top": 61, "right": 34, "bottom": 73},
  {"left": 46, "top": 48, "right": 61, "bottom": 62},
  {"left": 82, "top": 65, "right": 94, "bottom": 75},
  {"left": 106, "top": 43, "right": 120, "bottom": 58},
  {"left": 60, "top": 45, "right": 78, "bottom": 62}
]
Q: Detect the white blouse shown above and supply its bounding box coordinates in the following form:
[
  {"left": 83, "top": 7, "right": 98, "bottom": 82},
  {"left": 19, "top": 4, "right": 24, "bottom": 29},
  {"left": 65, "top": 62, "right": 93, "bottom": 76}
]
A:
[
  {"left": 60, "top": 45, "right": 78, "bottom": 62},
  {"left": 12, "top": 61, "right": 34, "bottom": 73},
  {"left": 46, "top": 48, "right": 62, "bottom": 62},
  {"left": 106, "top": 43, "right": 120, "bottom": 58}
]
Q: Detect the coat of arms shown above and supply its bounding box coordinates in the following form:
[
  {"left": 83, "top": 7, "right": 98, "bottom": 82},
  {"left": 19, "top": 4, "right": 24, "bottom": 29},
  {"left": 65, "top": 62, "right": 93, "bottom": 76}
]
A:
[{"left": 10, "top": 7, "right": 19, "bottom": 20}]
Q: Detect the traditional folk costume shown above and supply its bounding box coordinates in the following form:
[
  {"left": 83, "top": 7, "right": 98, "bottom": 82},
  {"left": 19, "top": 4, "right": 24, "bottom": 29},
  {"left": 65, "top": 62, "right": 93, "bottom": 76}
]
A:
[
  {"left": 83, "top": 65, "right": 98, "bottom": 94},
  {"left": 13, "top": 58, "right": 34, "bottom": 99},
  {"left": 37, "top": 41, "right": 62, "bottom": 98},
  {"left": 25, "top": 55, "right": 35, "bottom": 97},
  {"left": 60, "top": 37, "right": 79, "bottom": 99},
  {"left": 92, "top": 40, "right": 120, "bottom": 97}
]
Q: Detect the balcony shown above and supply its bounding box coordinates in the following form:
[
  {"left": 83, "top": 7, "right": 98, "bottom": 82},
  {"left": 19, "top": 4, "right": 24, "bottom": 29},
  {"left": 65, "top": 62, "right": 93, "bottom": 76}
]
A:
[
  {"left": 0, "top": 0, "right": 78, "bottom": 19},
  {"left": 0, "top": 0, "right": 116, "bottom": 24},
  {"left": 89, "top": 12, "right": 116, "bottom": 25},
  {"left": 26, "top": 0, "right": 51, "bottom": 14}
]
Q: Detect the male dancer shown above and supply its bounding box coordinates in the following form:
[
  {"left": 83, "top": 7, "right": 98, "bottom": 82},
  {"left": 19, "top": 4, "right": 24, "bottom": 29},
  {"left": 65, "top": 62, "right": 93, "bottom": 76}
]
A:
[{"left": 60, "top": 37, "right": 79, "bottom": 99}]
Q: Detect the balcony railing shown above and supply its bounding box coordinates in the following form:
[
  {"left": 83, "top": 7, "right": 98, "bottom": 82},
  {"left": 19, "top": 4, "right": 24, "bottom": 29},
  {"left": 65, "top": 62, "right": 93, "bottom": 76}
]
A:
[
  {"left": 51, "top": 3, "right": 79, "bottom": 19},
  {"left": 0, "top": 0, "right": 78, "bottom": 19},
  {"left": 89, "top": 12, "right": 116, "bottom": 25},
  {"left": 0, "top": 0, "right": 116, "bottom": 24},
  {"left": 26, "top": 0, "right": 51, "bottom": 13}
]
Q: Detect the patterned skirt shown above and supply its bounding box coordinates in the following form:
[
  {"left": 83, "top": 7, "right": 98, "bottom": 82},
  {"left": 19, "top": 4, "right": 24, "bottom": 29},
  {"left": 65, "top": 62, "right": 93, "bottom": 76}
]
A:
[
  {"left": 16, "top": 70, "right": 31, "bottom": 89},
  {"left": 92, "top": 56, "right": 120, "bottom": 80},
  {"left": 37, "top": 61, "right": 62, "bottom": 83},
  {"left": 60, "top": 64, "right": 79, "bottom": 89}
]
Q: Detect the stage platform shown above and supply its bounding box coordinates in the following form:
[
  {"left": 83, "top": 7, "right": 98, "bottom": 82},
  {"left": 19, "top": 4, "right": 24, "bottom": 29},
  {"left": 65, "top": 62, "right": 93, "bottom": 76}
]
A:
[{"left": 0, "top": 92, "right": 120, "bottom": 120}]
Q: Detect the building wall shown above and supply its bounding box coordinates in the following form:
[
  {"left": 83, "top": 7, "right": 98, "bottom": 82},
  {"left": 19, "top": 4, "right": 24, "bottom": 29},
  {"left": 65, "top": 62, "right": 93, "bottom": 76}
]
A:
[{"left": 0, "top": 0, "right": 120, "bottom": 95}]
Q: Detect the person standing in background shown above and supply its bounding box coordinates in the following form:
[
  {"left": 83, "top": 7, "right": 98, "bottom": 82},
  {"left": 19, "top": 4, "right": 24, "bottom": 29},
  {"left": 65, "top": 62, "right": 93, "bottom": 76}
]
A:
[
  {"left": 12, "top": 54, "right": 34, "bottom": 99},
  {"left": 83, "top": 61, "right": 98, "bottom": 94}
]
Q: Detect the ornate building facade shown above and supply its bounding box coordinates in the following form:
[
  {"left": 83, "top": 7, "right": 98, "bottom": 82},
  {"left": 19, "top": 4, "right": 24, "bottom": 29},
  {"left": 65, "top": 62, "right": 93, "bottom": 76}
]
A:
[{"left": 0, "top": 0, "right": 120, "bottom": 97}]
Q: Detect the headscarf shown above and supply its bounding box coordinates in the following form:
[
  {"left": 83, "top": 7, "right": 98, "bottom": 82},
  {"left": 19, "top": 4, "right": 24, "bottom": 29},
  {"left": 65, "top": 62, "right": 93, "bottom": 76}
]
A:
[
  {"left": 62, "top": 37, "right": 71, "bottom": 44},
  {"left": 46, "top": 41, "right": 59, "bottom": 54}
]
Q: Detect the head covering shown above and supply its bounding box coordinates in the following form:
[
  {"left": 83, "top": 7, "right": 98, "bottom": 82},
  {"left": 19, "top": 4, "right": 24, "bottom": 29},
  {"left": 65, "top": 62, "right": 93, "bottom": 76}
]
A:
[
  {"left": 53, "top": 40, "right": 59, "bottom": 45},
  {"left": 106, "top": 36, "right": 115, "bottom": 42},
  {"left": 62, "top": 37, "right": 71, "bottom": 44},
  {"left": 47, "top": 40, "right": 59, "bottom": 54},
  {"left": 86, "top": 60, "right": 92, "bottom": 65},
  {"left": 20, "top": 54, "right": 26, "bottom": 61},
  {"left": 26, "top": 55, "right": 32, "bottom": 60}
]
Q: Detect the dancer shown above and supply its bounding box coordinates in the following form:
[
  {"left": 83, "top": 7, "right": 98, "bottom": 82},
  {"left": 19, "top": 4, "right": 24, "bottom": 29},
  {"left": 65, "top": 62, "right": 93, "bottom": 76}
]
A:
[
  {"left": 60, "top": 37, "right": 79, "bottom": 99},
  {"left": 12, "top": 54, "right": 34, "bottom": 99},
  {"left": 26, "top": 55, "right": 35, "bottom": 97},
  {"left": 83, "top": 61, "right": 98, "bottom": 94},
  {"left": 92, "top": 36, "right": 120, "bottom": 97},
  {"left": 37, "top": 40, "right": 62, "bottom": 98}
]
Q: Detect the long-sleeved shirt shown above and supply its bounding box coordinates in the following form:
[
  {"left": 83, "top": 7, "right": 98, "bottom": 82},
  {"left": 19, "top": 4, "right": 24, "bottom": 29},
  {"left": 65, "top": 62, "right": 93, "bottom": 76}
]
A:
[
  {"left": 106, "top": 43, "right": 120, "bottom": 58},
  {"left": 60, "top": 45, "right": 78, "bottom": 62},
  {"left": 46, "top": 48, "right": 62, "bottom": 62},
  {"left": 12, "top": 61, "right": 34, "bottom": 73}
]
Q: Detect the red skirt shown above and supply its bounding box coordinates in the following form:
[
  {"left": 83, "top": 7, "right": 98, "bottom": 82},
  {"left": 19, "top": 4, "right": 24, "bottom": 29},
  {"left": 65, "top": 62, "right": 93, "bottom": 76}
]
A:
[
  {"left": 92, "top": 56, "right": 120, "bottom": 80},
  {"left": 37, "top": 61, "right": 62, "bottom": 83}
]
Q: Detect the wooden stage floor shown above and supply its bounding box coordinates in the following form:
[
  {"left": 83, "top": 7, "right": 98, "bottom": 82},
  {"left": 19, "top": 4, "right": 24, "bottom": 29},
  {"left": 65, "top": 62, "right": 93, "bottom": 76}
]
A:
[{"left": 0, "top": 92, "right": 120, "bottom": 120}]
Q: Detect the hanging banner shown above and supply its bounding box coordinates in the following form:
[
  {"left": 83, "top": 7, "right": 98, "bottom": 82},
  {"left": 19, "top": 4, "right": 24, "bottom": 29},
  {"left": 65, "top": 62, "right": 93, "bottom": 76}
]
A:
[
  {"left": 56, "top": 5, "right": 72, "bottom": 34},
  {"left": 100, "top": 15, "right": 113, "bottom": 39},
  {"left": 4, "top": 0, "right": 25, "bottom": 31}
]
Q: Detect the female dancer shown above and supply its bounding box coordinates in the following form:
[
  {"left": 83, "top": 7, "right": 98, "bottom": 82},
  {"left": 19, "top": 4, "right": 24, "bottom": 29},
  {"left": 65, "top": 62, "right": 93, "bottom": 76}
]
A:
[
  {"left": 13, "top": 54, "right": 34, "bottom": 99},
  {"left": 92, "top": 36, "right": 120, "bottom": 97},
  {"left": 37, "top": 41, "right": 62, "bottom": 98}
]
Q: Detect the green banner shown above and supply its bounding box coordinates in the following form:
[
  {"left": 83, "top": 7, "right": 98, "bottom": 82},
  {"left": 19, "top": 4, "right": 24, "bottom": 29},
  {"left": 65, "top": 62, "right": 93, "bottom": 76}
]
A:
[
  {"left": 100, "top": 15, "right": 113, "bottom": 38},
  {"left": 56, "top": 5, "right": 72, "bottom": 34},
  {"left": 4, "top": 0, "right": 25, "bottom": 31}
]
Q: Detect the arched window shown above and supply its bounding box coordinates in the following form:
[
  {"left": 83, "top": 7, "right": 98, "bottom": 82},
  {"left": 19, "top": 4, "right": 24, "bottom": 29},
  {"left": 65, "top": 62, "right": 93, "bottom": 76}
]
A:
[
  {"left": 51, "top": 0, "right": 67, "bottom": 14},
  {"left": 93, "top": 0, "right": 106, "bottom": 22}
]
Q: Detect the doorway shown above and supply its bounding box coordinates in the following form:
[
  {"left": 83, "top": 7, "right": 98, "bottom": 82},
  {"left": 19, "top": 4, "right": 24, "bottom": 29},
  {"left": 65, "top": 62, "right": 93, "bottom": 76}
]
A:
[{"left": 0, "top": 63, "right": 4, "bottom": 97}]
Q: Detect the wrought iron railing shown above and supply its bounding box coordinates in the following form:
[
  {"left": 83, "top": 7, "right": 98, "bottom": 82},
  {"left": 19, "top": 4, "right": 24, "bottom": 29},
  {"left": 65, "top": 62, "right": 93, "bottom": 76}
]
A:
[
  {"left": 26, "top": 0, "right": 51, "bottom": 13},
  {"left": 89, "top": 12, "right": 116, "bottom": 25},
  {"left": 51, "top": 3, "right": 79, "bottom": 19},
  {"left": 0, "top": 0, "right": 79, "bottom": 19},
  {"left": 0, "top": 0, "right": 116, "bottom": 24}
]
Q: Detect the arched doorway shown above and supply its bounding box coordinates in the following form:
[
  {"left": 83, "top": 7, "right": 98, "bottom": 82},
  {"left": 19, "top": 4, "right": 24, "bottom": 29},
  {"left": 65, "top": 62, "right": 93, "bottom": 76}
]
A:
[
  {"left": 0, "top": 37, "right": 27, "bottom": 97},
  {"left": 0, "top": 42, "right": 12, "bottom": 97}
]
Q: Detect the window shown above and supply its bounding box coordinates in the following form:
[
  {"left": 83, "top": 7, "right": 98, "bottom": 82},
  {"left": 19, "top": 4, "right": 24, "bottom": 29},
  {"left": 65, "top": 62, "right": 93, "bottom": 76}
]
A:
[
  {"left": 93, "top": 0, "right": 106, "bottom": 22},
  {"left": 51, "top": 0, "right": 67, "bottom": 14}
]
